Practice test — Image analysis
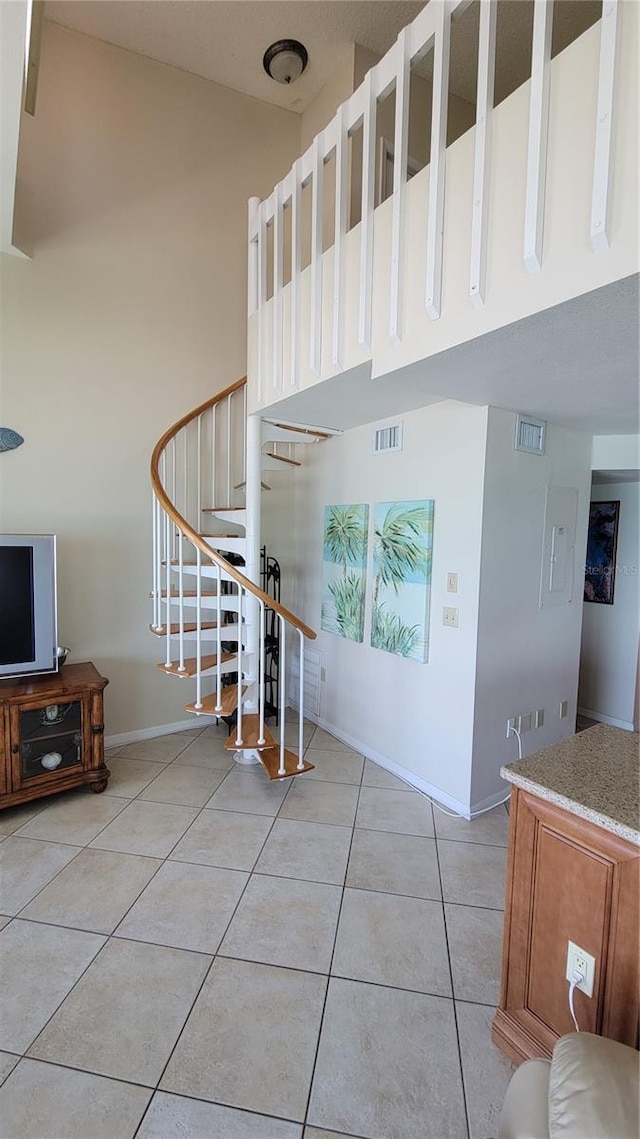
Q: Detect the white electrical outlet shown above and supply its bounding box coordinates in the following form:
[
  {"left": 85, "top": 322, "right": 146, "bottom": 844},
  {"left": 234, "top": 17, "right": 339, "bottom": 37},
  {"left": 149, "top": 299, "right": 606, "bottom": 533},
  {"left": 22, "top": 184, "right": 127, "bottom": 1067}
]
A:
[
  {"left": 535, "top": 708, "right": 545, "bottom": 729},
  {"left": 443, "top": 607, "right": 459, "bottom": 628},
  {"left": 559, "top": 700, "right": 568, "bottom": 719},
  {"left": 566, "top": 940, "right": 596, "bottom": 998},
  {"left": 506, "top": 717, "right": 516, "bottom": 740},
  {"left": 520, "top": 712, "right": 532, "bottom": 733}
]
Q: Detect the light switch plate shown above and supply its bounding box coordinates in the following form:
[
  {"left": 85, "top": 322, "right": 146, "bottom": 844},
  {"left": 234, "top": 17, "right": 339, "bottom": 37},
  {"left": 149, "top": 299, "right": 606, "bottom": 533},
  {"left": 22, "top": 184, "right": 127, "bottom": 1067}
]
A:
[{"left": 446, "top": 572, "right": 458, "bottom": 594}]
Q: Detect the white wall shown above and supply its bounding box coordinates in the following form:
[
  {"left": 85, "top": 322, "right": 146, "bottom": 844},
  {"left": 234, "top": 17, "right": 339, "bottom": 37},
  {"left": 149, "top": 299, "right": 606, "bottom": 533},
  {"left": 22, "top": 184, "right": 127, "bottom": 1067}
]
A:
[
  {"left": 293, "top": 399, "right": 489, "bottom": 811},
  {"left": 579, "top": 481, "right": 640, "bottom": 729},
  {"left": 471, "top": 410, "right": 592, "bottom": 808},
  {"left": 0, "top": 22, "right": 300, "bottom": 736}
]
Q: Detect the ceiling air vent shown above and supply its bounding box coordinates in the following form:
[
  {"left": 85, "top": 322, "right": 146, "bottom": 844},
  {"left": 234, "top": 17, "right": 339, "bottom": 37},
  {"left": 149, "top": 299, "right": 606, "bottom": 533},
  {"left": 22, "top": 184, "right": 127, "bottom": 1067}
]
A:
[
  {"left": 514, "top": 414, "right": 546, "bottom": 456},
  {"left": 373, "top": 421, "right": 403, "bottom": 455}
]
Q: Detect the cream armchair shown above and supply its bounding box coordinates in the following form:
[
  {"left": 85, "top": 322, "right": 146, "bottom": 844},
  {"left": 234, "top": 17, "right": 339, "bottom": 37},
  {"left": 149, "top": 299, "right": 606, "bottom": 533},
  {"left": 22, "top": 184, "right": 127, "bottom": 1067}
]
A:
[{"left": 498, "top": 1032, "right": 639, "bottom": 1139}]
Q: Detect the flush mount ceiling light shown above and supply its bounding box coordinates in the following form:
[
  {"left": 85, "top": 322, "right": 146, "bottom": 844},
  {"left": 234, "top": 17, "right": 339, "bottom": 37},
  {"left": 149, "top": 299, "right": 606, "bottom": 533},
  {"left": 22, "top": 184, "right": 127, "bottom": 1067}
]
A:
[{"left": 263, "top": 40, "right": 308, "bottom": 85}]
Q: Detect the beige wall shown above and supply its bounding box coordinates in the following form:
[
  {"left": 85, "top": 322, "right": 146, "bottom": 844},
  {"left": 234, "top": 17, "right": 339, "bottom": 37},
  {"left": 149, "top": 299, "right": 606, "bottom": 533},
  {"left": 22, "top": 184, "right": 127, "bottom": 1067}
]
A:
[{"left": 0, "top": 22, "right": 300, "bottom": 737}]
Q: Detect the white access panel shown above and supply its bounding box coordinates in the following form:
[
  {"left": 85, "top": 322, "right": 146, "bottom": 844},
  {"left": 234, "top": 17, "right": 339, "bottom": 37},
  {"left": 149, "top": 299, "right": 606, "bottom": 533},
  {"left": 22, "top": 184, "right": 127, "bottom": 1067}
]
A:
[{"left": 539, "top": 486, "right": 579, "bottom": 608}]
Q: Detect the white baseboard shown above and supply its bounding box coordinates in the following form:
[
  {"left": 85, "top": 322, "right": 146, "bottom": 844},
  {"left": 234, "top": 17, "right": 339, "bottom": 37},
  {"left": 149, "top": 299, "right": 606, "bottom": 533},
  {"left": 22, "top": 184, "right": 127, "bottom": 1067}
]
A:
[
  {"left": 105, "top": 717, "right": 201, "bottom": 749},
  {"left": 578, "top": 707, "right": 634, "bottom": 732},
  {"left": 305, "top": 711, "right": 509, "bottom": 820}
]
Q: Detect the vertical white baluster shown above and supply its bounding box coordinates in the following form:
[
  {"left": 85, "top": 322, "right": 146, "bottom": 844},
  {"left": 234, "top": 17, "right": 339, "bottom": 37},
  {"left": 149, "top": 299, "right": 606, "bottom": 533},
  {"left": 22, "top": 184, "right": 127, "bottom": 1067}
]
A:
[
  {"left": 524, "top": 0, "right": 554, "bottom": 273},
  {"left": 247, "top": 197, "right": 260, "bottom": 315},
  {"left": 241, "top": 385, "right": 247, "bottom": 490},
  {"left": 171, "top": 438, "right": 177, "bottom": 559},
  {"left": 290, "top": 160, "right": 302, "bottom": 388},
  {"left": 470, "top": 0, "right": 497, "bottom": 307},
  {"left": 332, "top": 104, "right": 348, "bottom": 370},
  {"left": 177, "top": 531, "right": 186, "bottom": 672},
  {"left": 258, "top": 601, "right": 266, "bottom": 746},
  {"left": 273, "top": 181, "right": 284, "bottom": 392},
  {"left": 297, "top": 631, "right": 305, "bottom": 770},
  {"left": 257, "top": 205, "right": 267, "bottom": 403},
  {"left": 164, "top": 508, "right": 171, "bottom": 667},
  {"left": 226, "top": 395, "right": 231, "bottom": 506},
  {"left": 426, "top": 0, "right": 452, "bottom": 319},
  {"left": 183, "top": 428, "right": 188, "bottom": 526},
  {"left": 211, "top": 403, "right": 217, "bottom": 509},
  {"left": 310, "top": 136, "right": 323, "bottom": 375},
  {"left": 196, "top": 414, "right": 202, "bottom": 524},
  {"left": 235, "top": 590, "right": 244, "bottom": 746},
  {"left": 195, "top": 546, "right": 202, "bottom": 709},
  {"left": 359, "top": 70, "right": 376, "bottom": 352},
  {"left": 278, "top": 616, "right": 286, "bottom": 776},
  {"left": 591, "top": 0, "right": 620, "bottom": 252},
  {"left": 390, "top": 26, "right": 411, "bottom": 341},
  {"left": 152, "top": 492, "right": 158, "bottom": 630},
  {"left": 215, "top": 565, "right": 222, "bottom": 713}
]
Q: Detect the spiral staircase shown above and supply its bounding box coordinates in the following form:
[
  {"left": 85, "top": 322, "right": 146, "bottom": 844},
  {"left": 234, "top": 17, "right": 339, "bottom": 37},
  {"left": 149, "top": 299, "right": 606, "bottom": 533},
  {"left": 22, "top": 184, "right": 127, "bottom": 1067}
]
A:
[{"left": 149, "top": 377, "right": 332, "bottom": 779}]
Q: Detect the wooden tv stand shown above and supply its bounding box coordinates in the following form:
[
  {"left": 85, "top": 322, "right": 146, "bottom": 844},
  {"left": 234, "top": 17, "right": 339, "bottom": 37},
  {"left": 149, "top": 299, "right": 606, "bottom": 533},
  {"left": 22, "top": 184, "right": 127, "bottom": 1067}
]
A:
[{"left": 0, "top": 662, "right": 110, "bottom": 809}]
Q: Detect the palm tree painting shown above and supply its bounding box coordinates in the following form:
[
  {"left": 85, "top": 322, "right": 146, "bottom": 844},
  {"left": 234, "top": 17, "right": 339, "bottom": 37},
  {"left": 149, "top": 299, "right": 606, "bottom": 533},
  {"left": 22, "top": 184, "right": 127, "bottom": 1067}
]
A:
[
  {"left": 321, "top": 504, "right": 369, "bottom": 641},
  {"left": 370, "top": 500, "right": 434, "bottom": 662}
]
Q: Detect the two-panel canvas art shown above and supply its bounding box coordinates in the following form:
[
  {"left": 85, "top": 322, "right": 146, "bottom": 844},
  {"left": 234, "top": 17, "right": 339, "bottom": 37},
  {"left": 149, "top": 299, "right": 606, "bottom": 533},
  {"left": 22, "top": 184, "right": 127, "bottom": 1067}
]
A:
[{"left": 321, "top": 500, "right": 434, "bottom": 662}]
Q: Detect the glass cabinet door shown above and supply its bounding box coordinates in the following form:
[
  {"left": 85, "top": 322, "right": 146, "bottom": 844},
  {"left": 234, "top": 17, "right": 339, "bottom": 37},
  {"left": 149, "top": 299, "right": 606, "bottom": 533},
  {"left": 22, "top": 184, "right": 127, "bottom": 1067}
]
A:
[{"left": 18, "top": 701, "right": 83, "bottom": 782}]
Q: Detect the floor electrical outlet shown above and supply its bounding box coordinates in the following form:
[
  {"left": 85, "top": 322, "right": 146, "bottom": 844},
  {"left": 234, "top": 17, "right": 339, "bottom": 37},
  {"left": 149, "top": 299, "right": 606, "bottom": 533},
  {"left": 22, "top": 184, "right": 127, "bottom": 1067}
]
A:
[{"left": 566, "top": 941, "right": 596, "bottom": 998}]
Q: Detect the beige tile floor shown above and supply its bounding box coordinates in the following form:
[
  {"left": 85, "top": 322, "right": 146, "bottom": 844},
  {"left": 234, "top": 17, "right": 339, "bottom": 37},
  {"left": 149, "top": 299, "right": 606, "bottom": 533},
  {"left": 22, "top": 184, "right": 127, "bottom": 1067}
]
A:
[{"left": 0, "top": 720, "right": 514, "bottom": 1139}]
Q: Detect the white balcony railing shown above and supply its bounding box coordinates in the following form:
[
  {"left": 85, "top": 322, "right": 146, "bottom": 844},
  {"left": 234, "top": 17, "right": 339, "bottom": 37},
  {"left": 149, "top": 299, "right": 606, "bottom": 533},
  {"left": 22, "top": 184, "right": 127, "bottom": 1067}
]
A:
[{"left": 247, "top": 0, "right": 637, "bottom": 411}]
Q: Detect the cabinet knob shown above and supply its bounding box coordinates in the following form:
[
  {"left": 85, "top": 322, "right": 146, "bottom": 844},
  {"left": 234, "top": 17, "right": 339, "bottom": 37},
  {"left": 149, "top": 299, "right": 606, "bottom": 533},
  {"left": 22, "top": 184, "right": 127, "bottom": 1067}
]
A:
[{"left": 11, "top": 745, "right": 19, "bottom": 754}]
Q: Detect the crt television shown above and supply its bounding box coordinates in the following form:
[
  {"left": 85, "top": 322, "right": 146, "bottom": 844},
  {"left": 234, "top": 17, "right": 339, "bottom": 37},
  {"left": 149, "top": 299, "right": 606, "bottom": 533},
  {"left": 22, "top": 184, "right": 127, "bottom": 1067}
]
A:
[{"left": 0, "top": 535, "right": 58, "bottom": 679}]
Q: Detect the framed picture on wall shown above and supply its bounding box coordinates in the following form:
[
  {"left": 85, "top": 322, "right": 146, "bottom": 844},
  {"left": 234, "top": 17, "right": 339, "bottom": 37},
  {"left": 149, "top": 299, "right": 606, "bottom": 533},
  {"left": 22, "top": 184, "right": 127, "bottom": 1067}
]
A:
[{"left": 584, "top": 500, "right": 620, "bottom": 604}]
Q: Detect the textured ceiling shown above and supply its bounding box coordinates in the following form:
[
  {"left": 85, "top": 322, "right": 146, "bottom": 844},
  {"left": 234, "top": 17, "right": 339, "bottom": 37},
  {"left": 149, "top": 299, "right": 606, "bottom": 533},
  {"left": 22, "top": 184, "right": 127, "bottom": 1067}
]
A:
[
  {"left": 45, "top": 1, "right": 602, "bottom": 114},
  {"left": 44, "top": 1, "right": 425, "bottom": 113}
]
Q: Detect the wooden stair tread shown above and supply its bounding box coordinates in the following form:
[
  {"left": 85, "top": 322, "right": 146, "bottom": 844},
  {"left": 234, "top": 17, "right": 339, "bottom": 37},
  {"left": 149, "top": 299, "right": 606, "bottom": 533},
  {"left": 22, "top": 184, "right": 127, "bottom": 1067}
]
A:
[
  {"left": 269, "top": 422, "right": 332, "bottom": 439},
  {"left": 201, "top": 506, "right": 246, "bottom": 513},
  {"left": 263, "top": 451, "right": 302, "bottom": 467},
  {"left": 235, "top": 480, "right": 271, "bottom": 491},
  {"left": 225, "top": 714, "right": 277, "bottom": 751},
  {"left": 259, "top": 747, "right": 315, "bottom": 781},
  {"left": 150, "top": 622, "right": 219, "bottom": 636},
  {"left": 185, "top": 685, "right": 247, "bottom": 717},
  {"left": 158, "top": 652, "right": 235, "bottom": 678}
]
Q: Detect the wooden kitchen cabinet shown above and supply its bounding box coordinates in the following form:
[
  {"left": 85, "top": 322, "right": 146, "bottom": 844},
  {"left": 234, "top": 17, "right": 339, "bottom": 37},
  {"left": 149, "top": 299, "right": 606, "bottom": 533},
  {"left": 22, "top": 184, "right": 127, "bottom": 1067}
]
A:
[
  {"left": 0, "top": 662, "right": 110, "bottom": 809},
  {"left": 493, "top": 784, "right": 639, "bottom": 1065}
]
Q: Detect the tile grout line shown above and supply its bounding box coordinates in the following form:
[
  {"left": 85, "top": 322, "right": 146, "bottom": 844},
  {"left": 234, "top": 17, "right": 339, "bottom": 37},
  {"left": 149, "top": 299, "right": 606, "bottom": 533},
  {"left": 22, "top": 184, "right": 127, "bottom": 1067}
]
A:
[
  {"left": 299, "top": 746, "right": 366, "bottom": 1132},
  {"left": 434, "top": 821, "right": 472, "bottom": 1139}
]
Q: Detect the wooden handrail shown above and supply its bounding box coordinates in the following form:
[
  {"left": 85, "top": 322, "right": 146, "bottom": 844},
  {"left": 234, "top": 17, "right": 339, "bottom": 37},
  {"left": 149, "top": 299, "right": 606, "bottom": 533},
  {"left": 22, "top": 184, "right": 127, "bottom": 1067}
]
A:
[{"left": 150, "top": 377, "right": 317, "bottom": 641}]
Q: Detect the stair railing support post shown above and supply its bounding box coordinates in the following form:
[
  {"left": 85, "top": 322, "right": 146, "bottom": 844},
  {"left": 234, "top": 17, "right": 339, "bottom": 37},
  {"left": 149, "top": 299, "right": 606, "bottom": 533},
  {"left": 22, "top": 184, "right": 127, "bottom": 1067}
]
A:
[{"left": 244, "top": 412, "right": 262, "bottom": 714}]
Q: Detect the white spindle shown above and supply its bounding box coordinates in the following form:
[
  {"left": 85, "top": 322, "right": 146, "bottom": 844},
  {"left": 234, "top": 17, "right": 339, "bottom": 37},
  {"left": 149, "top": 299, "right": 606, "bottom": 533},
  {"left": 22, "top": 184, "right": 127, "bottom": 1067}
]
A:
[
  {"left": 241, "top": 385, "right": 247, "bottom": 490},
  {"left": 470, "top": 0, "right": 497, "bottom": 307},
  {"left": 196, "top": 415, "right": 202, "bottom": 523},
  {"left": 390, "top": 27, "right": 411, "bottom": 341},
  {"left": 426, "top": 0, "right": 451, "bottom": 319},
  {"left": 524, "top": 0, "right": 554, "bottom": 273},
  {"left": 290, "top": 160, "right": 302, "bottom": 388},
  {"left": 359, "top": 69, "right": 376, "bottom": 351},
  {"left": 235, "top": 592, "right": 244, "bottom": 746},
  {"left": 248, "top": 197, "right": 260, "bottom": 314},
  {"left": 332, "top": 104, "right": 348, "bottom": 370},
  {"left": 591, "top": 0, "right": 620, "bottom": 252},
  {"left": 258, "top": 601, "right": 266, "bottom": 745},
  {"left": 211, "top": 403, "right": 216, "bottom": 509},
  {"left": 297, "top": 631, "right": 305, "bottom": 770},
  {"left": 164, "top": 509, "right": 171, "bottom": 667},
  {"left": 278, "top": 616, "right": 286, "bottom": 776},
  {"left": 310, "top": 136, "right": 323, "bottom": 375},
  {"left": 257, "top": 205, "right": 267, "bottom": 403},
  {"left": 273, "top": 181, "right": 284, "bottom": 391},
  {"left": 226, "top": 394, "right": 231, "bottom": 505},
  {"left": 177, "top": 530, "right": 186, "bottom": 672},
  {"left": 215, "top": 565, "right": 222, "bottom": 713},
  {"left": 171, "top": 438, "right": 177, "bottom": 559},
  {"left": 152, "top": 493, "right": 158, "bottom": 630},
  {"left": 183, "top": 427, "right": 188, "bottom": 525},
  {"left": 195, "top": 546, "right": 202, "bottom": 709}
]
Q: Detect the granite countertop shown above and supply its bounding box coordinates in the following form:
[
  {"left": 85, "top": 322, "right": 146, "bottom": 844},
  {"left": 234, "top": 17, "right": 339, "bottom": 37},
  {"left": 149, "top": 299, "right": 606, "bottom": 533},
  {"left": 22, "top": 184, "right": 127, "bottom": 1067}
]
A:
[{"left": 501, "top": 724, "right": 640, "bottom": 844}]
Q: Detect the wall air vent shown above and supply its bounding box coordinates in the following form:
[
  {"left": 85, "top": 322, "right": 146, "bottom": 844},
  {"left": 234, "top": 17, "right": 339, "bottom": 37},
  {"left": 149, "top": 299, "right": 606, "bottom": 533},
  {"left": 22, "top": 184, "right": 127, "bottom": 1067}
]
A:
[
  {"left": 373, "top": 421, "right": 403, "bottom": 454},
  {"left": 515, "top": 414, "right": 546, "bottom": 455}
]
